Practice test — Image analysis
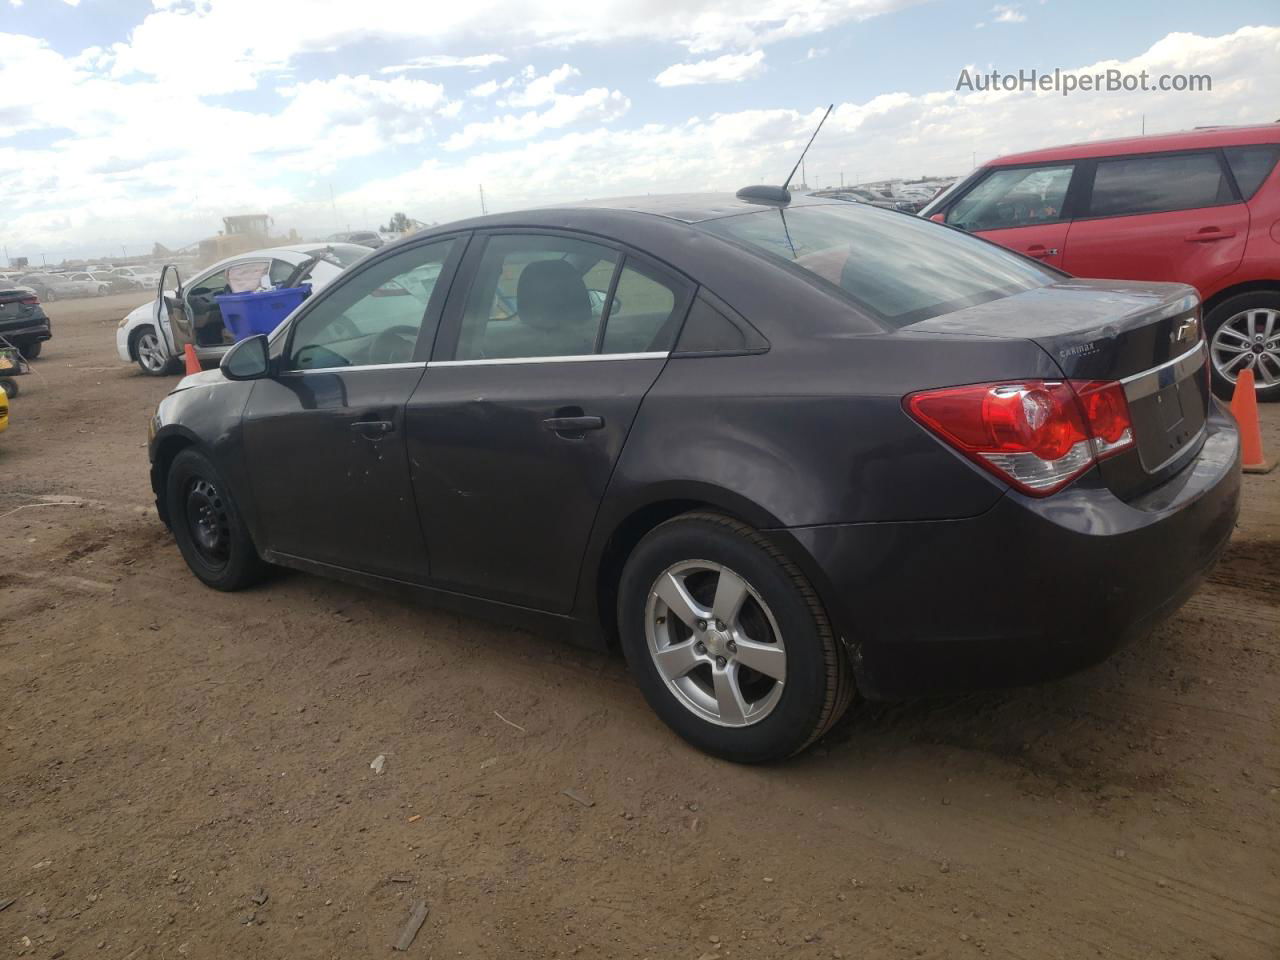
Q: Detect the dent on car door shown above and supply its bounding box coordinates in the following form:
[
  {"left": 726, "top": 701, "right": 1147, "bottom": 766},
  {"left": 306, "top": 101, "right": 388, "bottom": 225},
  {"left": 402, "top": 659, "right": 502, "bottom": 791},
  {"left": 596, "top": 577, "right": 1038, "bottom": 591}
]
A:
[
  {"left": 945, "top": 163, "right": 1076, "bottom": 268},
  {"left": 241, "top": 236, "right": 465, "bottom": 581},
  {"left": 406, "top": 231, "right": 693, "bottom": 612}
]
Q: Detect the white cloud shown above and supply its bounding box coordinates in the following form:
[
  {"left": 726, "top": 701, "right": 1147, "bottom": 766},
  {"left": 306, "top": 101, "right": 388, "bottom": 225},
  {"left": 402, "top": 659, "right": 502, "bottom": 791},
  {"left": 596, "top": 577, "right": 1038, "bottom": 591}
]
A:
[
  {"left": 654, "top": 50, "right": 766, "bottom": 87},
  {"left": 1, "top": 22, "right": 1278, "bottom": 259},
  {"left": 380, "top": 54, "right": 507, "bottom": 74},
  {"left": 991, "top": 4, "right": 1026, "bottom": 23},
  {"left": 469, "top": 80, "right": 500, "bottom": 97},
  {"left": 446, "top": 65, "right": 629, "bottom": 150}
]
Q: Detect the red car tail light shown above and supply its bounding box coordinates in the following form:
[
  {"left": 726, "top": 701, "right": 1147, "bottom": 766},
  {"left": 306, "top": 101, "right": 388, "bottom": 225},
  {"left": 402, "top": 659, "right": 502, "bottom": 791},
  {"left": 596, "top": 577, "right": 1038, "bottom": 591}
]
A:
[
  {"left": 905, "top": 379, "right": 1134, "bottom": 496},
  {"left": 19, "top": 296, "right": 39, "bottom": 305}
]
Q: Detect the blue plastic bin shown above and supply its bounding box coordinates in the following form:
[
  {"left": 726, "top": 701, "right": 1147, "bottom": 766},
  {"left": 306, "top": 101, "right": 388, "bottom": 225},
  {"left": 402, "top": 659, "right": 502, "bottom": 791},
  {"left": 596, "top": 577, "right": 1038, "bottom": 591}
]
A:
[{"left": 215, "top": 284, "right": 311, "bottom": 341}]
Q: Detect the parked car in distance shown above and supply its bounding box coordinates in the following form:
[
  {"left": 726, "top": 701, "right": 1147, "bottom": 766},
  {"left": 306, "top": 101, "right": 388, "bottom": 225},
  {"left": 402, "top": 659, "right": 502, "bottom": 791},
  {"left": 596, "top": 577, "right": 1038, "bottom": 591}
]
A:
[
  {"left": 91, "top": 271, "right": 141, "bottom": 293},
  {"left": 920, "top": 123, "right": 1280, "bottom": 400},
  {"left": 18, "top": 272, "right": 103, "bottom": 301},
  {"left": 147, "top": 192, "right": 1241, "bottom": 763},
  {"left": 117, "top": 242, "right": 372, "bottom": 375},
  {"left": 0, "top": 282, "right": 51, "bottom": 359},
  {"left": 111, "top": 266, "right": 161, "bottom": 287},
  {"left": 810, "top": 187, "right": 918, "bottom": 212},
  {"left": 325, "top": 230, "right": 385, "bottom": 249}
]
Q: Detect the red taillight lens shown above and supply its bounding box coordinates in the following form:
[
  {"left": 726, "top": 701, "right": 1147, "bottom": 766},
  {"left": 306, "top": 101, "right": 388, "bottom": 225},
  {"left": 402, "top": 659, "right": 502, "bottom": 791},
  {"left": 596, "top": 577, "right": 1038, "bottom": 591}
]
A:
[
  {"left": 905, "top": 379, "right": 1134, "bottom": 496},
  {"left": 19, "top": 296, "right": 39, "bottom": 305}
]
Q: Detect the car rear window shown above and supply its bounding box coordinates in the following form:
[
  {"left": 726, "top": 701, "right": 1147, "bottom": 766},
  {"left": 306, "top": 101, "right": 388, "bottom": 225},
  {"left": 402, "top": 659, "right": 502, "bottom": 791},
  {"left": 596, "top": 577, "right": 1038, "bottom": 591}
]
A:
[
  {"left": 1087, "top": 151, "right": 1233, "bottom": 217},
  {"left": 697, "top": 203, "right": 1055, "bottom": 327},
  {"left": 1224, "top": 145, "right": 1280, "bottom": 200}
]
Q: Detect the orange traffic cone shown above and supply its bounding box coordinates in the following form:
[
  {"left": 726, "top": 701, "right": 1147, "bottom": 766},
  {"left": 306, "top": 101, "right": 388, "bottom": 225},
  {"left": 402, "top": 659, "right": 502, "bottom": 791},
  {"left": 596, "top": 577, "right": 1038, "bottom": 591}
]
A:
[
  {"left": 1230, "top": 368, "right": 1275, "bottom": 474},
  {"left": 182, "top": 343, "right": 201, "bottom": 376}
]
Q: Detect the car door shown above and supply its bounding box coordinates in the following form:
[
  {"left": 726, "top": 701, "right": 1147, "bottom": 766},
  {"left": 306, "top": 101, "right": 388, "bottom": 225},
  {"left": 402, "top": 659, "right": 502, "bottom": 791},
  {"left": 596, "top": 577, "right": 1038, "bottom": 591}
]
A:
[
  {"left": 240, "top": 236, "right": 465, "bottom": 581},
  {"left": 1061, "top": 150, "right": 1248, "bottom": 293},
  {"left": 944, "top": 163, "right": 1077, "bottom": 268},
  {"left": 406, "top": 231, "right": 694, "bottom": 613}
]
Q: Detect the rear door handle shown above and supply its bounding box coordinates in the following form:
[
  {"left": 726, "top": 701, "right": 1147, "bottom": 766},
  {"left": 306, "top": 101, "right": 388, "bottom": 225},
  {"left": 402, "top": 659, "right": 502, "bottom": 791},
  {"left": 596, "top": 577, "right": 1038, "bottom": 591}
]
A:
[
  {"left": 1184, "top": 228, "right": 1236, "bottom": 242},
  {"left": 350, "top": 419, "right": 395, "bottom": 438},
  {"left": 543, "top": 415, "right": 604, "bottom": 435}
]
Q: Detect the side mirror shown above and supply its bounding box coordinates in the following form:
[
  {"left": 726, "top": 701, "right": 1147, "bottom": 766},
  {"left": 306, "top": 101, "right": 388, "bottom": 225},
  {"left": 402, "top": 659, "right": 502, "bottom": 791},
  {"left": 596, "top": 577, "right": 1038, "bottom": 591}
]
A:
[{"left": 220, "top": 334, "right": 270, "bottom": 381}]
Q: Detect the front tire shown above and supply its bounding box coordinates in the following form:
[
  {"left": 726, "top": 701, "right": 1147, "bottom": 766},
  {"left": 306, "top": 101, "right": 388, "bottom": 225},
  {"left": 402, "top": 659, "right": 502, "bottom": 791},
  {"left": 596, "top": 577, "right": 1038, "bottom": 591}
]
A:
[
  {"left": 0, "top": 379, "right": 17, "bottom": 399},
  {"left": 618, "top": 512, "right": 852, "bottom": 763},
  {"left": 1206, "top": 291, "right": 1280, "bottom": 402},
  {"left": 166, "top": 448, "right": 266, "bottom": 591},
  {"left": 132, "top": 326, "right": 177, "bottom": 376}
]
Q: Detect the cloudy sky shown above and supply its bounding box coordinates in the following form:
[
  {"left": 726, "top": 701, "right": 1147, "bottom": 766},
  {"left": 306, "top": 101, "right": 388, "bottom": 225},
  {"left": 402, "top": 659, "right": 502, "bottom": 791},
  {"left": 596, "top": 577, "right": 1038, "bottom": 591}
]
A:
[{"left": 1, "top": 0, "right": 1277, "bottom": 261}]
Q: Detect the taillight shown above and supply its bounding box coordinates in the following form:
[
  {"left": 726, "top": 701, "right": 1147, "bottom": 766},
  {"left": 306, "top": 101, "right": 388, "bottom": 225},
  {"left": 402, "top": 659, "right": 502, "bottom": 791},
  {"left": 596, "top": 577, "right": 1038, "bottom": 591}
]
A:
[
  {"left": 19, "top": 296, "right": 39, "bottom": 305},
  {"left": 905, "top": 379, "right": 1134, "bottom": 496}
]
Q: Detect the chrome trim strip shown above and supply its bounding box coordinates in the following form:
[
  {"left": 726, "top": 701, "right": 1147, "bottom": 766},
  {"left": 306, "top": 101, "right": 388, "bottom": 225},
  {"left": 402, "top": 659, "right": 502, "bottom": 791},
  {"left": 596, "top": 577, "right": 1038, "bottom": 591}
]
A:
[
  {"left": 1141, "top": 423, "right": 1207, "bottom": 474},
  {"left": 1120, "top": 341, "right": 1205, "bottom": 401},
  {"left": 428, "top": 351, "right": 668, "bottom": 368},
  {"left": 280, "top": 361, "right": 427, "bottom": 376}
]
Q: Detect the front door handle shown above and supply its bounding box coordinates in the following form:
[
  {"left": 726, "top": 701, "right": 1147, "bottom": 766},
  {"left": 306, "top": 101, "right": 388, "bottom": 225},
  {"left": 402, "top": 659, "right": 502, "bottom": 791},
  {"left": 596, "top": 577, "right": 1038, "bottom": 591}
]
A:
[
  {"left": 1026, "top": 244, "right": 1059, "bottom": 258},
  {"left": 543, "top": 415, "right": 604, "bottom": 435},
  {"left": 1184, "top": 227, "right": 1236, "bottom": 242},
  {"left": 350, "top": 419, "right": 395, "bottom": 438}
]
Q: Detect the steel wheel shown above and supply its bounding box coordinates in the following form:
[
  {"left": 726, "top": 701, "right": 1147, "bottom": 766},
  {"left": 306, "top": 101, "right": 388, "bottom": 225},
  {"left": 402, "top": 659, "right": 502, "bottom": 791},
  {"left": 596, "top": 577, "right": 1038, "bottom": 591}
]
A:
[
  {"left": 1210, "top": 307, "right": 1280, "bottom": 390},
  {"left": 645, "top": 560, "right": 786, "bottom": 727},
  {"left": 135, "top": 330, "right": 169, "bottom": 374},
  {"left": 185, "top": 477, "right": 230, "bottom": 570}
]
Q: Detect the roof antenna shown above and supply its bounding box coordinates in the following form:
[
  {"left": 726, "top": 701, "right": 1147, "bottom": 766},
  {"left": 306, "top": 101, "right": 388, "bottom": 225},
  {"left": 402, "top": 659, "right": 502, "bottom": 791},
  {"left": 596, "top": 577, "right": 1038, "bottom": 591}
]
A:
[{"left": 737, "top": 103, "right": 834, "bottom": 206}]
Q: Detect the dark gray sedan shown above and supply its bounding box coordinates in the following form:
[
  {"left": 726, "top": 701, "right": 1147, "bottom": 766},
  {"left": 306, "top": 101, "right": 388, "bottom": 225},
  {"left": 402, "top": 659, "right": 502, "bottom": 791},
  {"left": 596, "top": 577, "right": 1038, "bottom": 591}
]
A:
[{"left": 146, "top": 192, "right": 1240, "bottom": 762}]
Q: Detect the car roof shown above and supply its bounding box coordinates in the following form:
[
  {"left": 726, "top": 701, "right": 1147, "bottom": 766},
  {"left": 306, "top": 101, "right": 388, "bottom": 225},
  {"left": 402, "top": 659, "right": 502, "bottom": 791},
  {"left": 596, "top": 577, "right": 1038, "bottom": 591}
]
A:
[
  {"left": 433, "top": 191, "right": 838, "bottom": 232},
  {"left": 200, "top": 242, "right": 367, "bottom": 275},
  {"left": 989, "top": 122, "right": 1280, "bottom": 166}
]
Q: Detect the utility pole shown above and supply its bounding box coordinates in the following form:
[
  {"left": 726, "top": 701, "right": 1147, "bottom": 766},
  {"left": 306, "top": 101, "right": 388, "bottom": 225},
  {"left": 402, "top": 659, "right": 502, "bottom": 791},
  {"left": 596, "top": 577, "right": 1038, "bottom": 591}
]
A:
[
  {"left": 329, "top": 183, "right": 339, "bottom": 232},
  {"left": 479, "top": 184, "right": 488, "bottom": 216}
]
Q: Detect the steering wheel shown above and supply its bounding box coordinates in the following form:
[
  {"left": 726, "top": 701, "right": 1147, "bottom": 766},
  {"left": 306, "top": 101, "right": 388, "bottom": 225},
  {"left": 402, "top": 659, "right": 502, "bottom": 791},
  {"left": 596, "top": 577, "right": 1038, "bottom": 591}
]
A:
[
  {"left": 327, "top": 315, "right": 361, "bottom": 341},
  {"left": 369, "top": 325, "right": 418, "bottom": 365}
]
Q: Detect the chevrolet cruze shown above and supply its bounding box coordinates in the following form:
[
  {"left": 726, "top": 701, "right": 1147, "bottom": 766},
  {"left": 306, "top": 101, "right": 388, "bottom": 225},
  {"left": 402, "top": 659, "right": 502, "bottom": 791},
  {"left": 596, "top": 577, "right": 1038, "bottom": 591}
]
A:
[{"left": 148, "top": 193, "right": 1241, "bottom": 762}]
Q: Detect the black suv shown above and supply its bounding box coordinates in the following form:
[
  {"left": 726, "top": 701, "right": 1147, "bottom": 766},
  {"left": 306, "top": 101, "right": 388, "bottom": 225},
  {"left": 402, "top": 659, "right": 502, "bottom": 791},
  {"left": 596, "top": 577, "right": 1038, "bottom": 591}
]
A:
[{"left": 0, "top": 284, "right": 52, "bottom": 359}]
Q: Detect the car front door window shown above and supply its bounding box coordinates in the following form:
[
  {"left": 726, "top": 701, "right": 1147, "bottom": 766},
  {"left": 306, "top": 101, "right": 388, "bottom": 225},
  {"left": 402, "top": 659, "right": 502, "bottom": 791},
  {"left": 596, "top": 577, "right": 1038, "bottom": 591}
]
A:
[
  {"left": 949, "top": 165, "right": 1074, "bottom": 231},
  {"left": 286, "top": 240, "right": 456, "bottom": 371}
]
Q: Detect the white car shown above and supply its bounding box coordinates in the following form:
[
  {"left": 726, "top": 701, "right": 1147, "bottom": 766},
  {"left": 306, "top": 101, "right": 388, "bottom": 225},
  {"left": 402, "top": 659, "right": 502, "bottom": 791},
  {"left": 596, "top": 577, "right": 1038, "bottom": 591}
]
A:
[
  {"left": 115, "top": 242, "right": 371, "bottom": 376},
  {"left": 111, "top": 265, "right": 162, "bottom": 287}
]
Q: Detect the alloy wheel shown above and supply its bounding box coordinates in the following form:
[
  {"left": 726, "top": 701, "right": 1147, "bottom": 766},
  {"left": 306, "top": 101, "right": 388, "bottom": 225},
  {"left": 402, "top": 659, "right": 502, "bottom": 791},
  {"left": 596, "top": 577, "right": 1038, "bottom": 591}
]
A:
[
  {"left": 136, "top": 332, "right": 168, "bottom": 373},
  {"left": 1210, "top": 307, "right": 1280, "bottom": 389},
  {"left": 185, "top": 477, "right": 230, "bottom": 569},
  {"left": 644, "top": 560, "right": 786, "bottom": 727}
]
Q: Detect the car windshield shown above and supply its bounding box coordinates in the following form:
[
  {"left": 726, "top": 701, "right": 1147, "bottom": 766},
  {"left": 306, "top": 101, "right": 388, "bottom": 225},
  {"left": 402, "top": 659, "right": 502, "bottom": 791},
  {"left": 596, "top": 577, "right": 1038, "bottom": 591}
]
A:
[{"left": 698, "top": 203, "right": 1055, "bottom": 327}]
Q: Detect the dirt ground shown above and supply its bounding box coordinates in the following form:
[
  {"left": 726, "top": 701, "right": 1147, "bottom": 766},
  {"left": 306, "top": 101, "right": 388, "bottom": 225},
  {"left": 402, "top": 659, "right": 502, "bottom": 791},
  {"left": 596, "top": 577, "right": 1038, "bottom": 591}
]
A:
[{"left": 2, "top": 291, "right": 1277, "bottom": 960}]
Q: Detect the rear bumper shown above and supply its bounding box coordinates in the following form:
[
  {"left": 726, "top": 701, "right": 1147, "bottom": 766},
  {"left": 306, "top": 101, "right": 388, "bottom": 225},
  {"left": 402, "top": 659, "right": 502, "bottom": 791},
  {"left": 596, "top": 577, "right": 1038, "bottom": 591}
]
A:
[
  {"left": 781, "top": 400, "right": 1242, "bottom": 699},
  {"left": 0, "top": 315, "right": 51, "bottom": 343}
]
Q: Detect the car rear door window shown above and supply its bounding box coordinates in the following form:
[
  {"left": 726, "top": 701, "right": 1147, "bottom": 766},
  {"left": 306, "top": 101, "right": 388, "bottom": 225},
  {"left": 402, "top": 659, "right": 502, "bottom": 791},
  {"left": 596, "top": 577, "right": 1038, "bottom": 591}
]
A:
[
  {"left": 453, "top": 235, "right": 618, "bottom": 361},
  {"left": 600, "top": 261, "right": 684, "bottom": 354},
  {"left": 287, "top": 240, "right": 455, "bottom": 370},
  {"left": 1087, "top": 151, "right": 1233, "bottom": 217},
  {"left": 947, "top": 165, "right": 1074, "bottom": 231},
  {"left": 1224, "top": 145, "right": 1280, "bottom": 200}
]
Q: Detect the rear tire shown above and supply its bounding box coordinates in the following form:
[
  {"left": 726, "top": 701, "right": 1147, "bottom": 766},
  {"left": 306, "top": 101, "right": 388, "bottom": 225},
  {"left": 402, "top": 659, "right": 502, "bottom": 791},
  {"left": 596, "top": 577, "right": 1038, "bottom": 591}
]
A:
[
  {"left": 18, "top": 340, "right": 41, "bottom": 360},
  {"left": 1205, "top": 291, "right": 1280, "bottom": 402},
  {"left": 166, "top": 448, "right": 266, "bottom": 591},
  {"left": 0, "top": 379, "right": 16, "bottom": 399},
  {"left": 618, "top": 512, "right": 853, "bottom": 763}
]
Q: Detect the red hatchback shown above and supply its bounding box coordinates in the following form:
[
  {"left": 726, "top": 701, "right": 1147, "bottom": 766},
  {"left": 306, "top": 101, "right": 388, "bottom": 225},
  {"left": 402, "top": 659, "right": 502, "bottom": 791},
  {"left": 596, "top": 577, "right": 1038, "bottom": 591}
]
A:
[{"left": 920, "top": 124, "right": 1280, "bottom": 399}]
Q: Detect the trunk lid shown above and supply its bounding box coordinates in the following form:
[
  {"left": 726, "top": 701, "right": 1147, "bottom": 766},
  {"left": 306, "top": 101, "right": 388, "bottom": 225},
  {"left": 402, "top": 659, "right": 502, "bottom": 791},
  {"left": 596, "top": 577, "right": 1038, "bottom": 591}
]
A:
[{"left": 906, "top": 279, "right": 1209, "bottom": 498}]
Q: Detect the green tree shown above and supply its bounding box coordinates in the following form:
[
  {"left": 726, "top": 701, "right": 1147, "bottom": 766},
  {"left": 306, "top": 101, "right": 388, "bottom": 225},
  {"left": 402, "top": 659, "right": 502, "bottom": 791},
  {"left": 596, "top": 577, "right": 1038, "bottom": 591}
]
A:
[{"left": 382, "top": 212, "right": 412, "bottom": 233}]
